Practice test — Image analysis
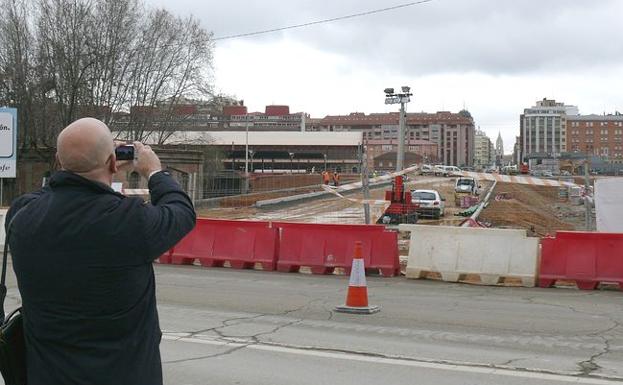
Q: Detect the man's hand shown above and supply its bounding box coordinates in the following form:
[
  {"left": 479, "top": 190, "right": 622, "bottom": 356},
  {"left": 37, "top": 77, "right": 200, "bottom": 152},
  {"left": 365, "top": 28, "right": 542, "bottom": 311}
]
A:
[
  {"left": 114, "top": 141, "right": 134, "bottom": 172},
  {"left": 133, "top": 142, "right": 162, "bottom": 179}
]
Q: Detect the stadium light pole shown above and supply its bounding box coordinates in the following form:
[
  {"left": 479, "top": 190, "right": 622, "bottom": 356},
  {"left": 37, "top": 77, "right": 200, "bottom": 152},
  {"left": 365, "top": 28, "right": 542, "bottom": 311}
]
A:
[{"left": 384, "top": 86, "right": 412, "bottom": 172}]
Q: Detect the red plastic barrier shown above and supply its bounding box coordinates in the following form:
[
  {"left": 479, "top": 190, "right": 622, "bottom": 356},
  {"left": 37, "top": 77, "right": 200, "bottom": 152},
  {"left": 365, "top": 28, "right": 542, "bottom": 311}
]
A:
[
  {"left": 156, "top": 249, "right": 173, "bottom": 264},
  {"left": 539, "top": 231, "right": 623, "bottom": 290},
  {"left": 169, "top": 219, "right": 278, "bottom": 270},
  {"left": 274, "top": 222, "right": 399, "bottom": 277}
]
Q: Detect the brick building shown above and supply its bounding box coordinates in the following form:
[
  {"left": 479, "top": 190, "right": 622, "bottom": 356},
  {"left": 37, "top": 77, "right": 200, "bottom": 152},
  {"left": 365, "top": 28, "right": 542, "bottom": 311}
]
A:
[
  {"left": 566, "top": 113, "right": 623, "bottom": 164},
  {"left": 6, "top": 147, "right": 204, "bottom": 206},
  {"left": 307, "top": 110, "right": 475, "bottom": 167},
  {"left": 365, "top": 139, "right": 438, "bottom": 171},
  {"left": 118, "top": 101, "right": 308, "bottom": 132}
]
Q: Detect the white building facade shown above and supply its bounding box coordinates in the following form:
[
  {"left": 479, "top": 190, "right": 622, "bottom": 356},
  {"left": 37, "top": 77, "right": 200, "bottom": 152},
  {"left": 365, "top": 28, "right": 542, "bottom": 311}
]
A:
[
  {"left": 519, "top": 98, "right": 579, "bottom": 161},
  {"left": 473, "top": 129, "right": 493, "bottom": 169}
]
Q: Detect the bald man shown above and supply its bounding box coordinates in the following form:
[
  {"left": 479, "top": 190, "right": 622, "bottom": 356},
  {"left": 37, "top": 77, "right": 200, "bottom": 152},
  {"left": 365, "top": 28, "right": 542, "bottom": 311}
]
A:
[{"left": 6, "top": 118, "right": 196, "bottom": 385}]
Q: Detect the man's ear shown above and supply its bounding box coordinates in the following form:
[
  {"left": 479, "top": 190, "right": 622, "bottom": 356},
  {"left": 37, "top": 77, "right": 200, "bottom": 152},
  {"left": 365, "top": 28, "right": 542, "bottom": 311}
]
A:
[
  {"left": 55, "top": 153, "right": 62, "bottom": 169},
  {"left": 109, "top": 154, "right": 119, "bottom": 174}
]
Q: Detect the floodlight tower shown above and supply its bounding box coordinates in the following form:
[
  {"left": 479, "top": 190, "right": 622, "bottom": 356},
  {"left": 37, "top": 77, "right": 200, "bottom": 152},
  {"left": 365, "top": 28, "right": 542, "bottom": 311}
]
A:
[{"left": 384, "top": 86, "right": 412, "bottom": 172}]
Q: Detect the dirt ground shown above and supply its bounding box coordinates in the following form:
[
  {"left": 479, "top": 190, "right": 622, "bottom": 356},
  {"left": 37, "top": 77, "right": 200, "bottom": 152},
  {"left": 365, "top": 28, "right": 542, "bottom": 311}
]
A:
[
  {"left": 196, "top": 175, "right": 588, "bottom": 237},
  {"left": 197, "top": 176, "right": 485, "bottom": 225},
  {"left": 479, "top": 182, "right": 589, "bottom": 236}
]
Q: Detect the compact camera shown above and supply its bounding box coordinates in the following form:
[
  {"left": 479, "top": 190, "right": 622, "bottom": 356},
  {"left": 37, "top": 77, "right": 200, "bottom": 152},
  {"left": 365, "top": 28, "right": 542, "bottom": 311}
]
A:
[{"left": 115, "top": 144, "right": 135, "bottom": 161}]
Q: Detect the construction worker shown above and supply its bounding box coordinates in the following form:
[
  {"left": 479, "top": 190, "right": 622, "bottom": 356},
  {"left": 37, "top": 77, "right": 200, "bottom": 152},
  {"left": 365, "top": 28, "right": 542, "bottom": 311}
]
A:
[
  {"left": 322, "top": 170, "right": 330, "bottom": 185},
  {"left": 333, "top": 171, "right": 340, "bottom": 186}
]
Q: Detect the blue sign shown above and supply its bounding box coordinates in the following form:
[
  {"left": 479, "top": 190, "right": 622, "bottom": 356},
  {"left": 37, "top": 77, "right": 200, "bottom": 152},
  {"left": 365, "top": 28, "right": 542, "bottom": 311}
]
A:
[{"left": 0, "top": 107, "right": 17, "bottom": 178}]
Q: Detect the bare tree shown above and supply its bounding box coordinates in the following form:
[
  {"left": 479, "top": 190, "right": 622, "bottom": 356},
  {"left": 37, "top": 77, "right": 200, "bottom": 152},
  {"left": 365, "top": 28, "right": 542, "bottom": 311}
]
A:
[
  {"left": 36, "top": 0, "right": 95, "bottom": 133},
  {"left": 0, "top": 0, "right": 37, "bottom": 148},
  {"left": 0, "top": 0, "right": 214, "bottom": 152},
  {"left": 120, "top": 9, "right": 213, "bottom": 144}
]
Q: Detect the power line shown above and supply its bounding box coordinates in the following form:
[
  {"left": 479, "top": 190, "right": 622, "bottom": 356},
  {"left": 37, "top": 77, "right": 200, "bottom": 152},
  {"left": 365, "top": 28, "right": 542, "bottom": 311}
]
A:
[{"left": 213, "top": 0, "right": 434, "bottom": 41}]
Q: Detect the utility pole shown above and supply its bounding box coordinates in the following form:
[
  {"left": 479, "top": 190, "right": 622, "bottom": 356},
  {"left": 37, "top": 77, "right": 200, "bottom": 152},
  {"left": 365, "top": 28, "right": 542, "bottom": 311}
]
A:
[
  {"left": 384, "top": 86, "right": 412, "bottom": 172},
  {"left": 360, "top": 142, "right": 371, "bottom": 224},
  {"left": 397, "top": 101, "right": 406, "bottom": 172},
  {"left": 584, "top": 161, "right": 591, "bottom": 230},
  {"left": 244, "top": 115, "right": 250, "bottom": 194}
]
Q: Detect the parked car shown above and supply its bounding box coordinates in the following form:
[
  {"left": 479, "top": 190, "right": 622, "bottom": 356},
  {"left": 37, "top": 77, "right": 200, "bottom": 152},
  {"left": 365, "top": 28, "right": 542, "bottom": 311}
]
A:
[
  {"left": 420, "top": 164, "right": 435, "bottom": 175},
  {"left": 531, "top": 170, "right": 553, "bottom": 178},
  {"left": 433, "top": 164, "right": 448, "bottom": 177},
  {"left": 444, "top": 166, "right": 462, "bottom": 177},
  {"left": 411, "top": 189, "right": 446, "bottom": 219},
  {"left": 454, "top": 177, "right": 480, "bottom": 195}
]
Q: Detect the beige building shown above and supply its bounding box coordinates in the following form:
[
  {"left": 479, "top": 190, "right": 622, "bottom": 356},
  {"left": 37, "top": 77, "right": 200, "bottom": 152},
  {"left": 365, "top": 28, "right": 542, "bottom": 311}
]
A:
[{"left": 473, "top": 129, "right": 493, "bottom": 170}]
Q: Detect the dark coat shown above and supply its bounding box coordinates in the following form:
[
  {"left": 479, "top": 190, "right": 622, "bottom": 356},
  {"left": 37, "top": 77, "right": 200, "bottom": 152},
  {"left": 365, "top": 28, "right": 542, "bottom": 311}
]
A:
[{"left": 5, "top": 170, "right": 196, "bottom": 385}]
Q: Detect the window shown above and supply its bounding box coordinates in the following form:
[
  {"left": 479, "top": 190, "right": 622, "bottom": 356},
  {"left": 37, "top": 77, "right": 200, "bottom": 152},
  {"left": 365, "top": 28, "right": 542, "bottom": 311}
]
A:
[{"left": 413, "top": 191, "right": 436, "bottom": 200}]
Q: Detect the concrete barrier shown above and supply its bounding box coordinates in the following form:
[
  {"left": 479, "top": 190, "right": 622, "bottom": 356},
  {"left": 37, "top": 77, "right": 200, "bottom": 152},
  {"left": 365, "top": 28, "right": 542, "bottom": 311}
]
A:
[{"left": 399, "top": 224, "right": 538, "bottom": 287}]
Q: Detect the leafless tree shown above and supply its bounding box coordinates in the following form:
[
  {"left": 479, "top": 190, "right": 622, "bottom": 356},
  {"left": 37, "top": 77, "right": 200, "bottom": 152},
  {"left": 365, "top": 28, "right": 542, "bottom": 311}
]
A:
[
  {"left": 0, "top": 0, "right": 214, "bottom": 158},
  {"left": 120, "top": 8, "right": 214, "bottom": 144}
]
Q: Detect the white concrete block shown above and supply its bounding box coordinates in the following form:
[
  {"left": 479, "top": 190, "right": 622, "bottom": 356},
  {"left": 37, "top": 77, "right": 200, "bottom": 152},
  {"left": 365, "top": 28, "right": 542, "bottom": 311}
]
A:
[
  {"left": 400, "top": 224, "right": 538, "bottom": 287},
  {"left": 595, "top": 178, "right": 623, "bottom": 233}
]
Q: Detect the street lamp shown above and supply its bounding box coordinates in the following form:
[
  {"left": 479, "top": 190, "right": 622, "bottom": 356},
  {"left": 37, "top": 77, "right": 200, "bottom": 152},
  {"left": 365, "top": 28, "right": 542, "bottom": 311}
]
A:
[
  {"left": 244, "top": 115, "right": 251, "bottom": 193},
  {"left": 288, "top": 152, "right": 295, "bottom": 174},
  {"left": 244, "top": 115, "right": 250, "bottom": 175},
  {"left": 384, "top": 86, "right": 412, "bottom": 172},
  {"left": 248, "top": 150, "right": 255, "bottom": 173}
]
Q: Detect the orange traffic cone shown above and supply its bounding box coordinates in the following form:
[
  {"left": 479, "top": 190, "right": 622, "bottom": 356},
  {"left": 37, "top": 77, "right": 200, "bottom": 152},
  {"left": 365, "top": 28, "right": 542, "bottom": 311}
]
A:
[{"left": 334, "top": 241, "right": 380, "bottom": 314}]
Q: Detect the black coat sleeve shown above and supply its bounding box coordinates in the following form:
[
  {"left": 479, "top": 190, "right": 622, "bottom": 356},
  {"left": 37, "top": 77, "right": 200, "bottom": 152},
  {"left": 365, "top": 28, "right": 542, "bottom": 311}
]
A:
[
  {"left": 5, "top": 188, "right": 48, "bottom": 233},
  {"left": 133, "top": 171, "right": 196, "bottom": 261}
]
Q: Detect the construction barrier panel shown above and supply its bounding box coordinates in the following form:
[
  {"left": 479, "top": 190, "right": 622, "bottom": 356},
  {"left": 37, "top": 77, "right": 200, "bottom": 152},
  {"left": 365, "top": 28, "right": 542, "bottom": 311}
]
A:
[
  {"left": 539, "top": 231, "right": 623, "bottom": 290},
  {"left": 400, "top": 224, "right": 538, "bottom": 287},
  {"left": 274, "top": 222, "right": 400, "bottom": 276},
  {"left": 168, "top": 219, "right": 278, "bottom": 270}
]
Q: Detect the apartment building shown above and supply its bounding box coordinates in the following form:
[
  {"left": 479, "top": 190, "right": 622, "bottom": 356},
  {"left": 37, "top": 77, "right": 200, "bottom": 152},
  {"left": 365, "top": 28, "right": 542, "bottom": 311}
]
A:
[
  {"left": 309, "top": 110, "right": 475, "bottom": 167},
  {"left": 567, "top": 113, "right": 623, "bottom": 163}
]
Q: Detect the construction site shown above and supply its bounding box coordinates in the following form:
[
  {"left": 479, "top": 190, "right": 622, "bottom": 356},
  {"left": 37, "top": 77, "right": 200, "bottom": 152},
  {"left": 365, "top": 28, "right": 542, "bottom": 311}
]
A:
[{"left": 196, "top": 170, "right": 592, "bottom": 235}]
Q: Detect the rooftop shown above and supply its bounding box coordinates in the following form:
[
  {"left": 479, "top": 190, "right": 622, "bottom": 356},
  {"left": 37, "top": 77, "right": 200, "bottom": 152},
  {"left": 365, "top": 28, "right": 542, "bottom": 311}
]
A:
[
  {"left": 145, "top": 131, "right": 363, "bottom": 146},
  {"left": 567, "top": 114, "right": 623, "bottom": 121},
  {"left": 317, "top": 111, "right": 474, "bottom": 126}
]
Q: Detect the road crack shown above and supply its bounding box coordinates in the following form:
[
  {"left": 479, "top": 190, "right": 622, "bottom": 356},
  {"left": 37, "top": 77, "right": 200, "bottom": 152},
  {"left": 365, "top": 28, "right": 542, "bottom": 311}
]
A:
[{"left": 577, "top": 335, "right": 613, "bottom": 376}]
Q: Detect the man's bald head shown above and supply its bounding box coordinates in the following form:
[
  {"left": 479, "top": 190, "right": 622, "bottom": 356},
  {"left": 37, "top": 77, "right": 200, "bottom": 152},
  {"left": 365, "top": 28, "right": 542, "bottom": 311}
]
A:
[{"left": 57, "top": 118, "right": 114, "bottom": 173}]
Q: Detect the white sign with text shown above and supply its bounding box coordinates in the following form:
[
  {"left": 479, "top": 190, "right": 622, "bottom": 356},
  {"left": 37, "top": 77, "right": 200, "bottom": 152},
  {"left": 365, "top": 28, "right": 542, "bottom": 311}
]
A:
[{"left": 0, "top": 108, "right": 17, "bottom": 178}]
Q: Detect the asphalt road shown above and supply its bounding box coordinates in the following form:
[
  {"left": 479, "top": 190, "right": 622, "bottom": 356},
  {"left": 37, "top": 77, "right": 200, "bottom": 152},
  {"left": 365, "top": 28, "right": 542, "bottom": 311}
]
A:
[
  {"left": 3, "top": 263, "right": 622, "bottom": 385},
  {"left": 153, "top": 265, "right": 623, "bottom": 385}
]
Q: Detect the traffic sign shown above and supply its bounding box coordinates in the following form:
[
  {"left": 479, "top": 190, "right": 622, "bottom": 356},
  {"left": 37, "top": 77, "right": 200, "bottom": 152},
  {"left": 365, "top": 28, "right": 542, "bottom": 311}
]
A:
[{"left": 0, "top": 108, "right": 17, "bottom": 178}]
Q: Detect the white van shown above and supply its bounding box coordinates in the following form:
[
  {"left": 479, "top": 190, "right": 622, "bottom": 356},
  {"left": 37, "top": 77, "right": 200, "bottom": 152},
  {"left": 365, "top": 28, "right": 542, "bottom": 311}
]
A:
[
  {"left": 443, "top": 166, "right": 462, "bottom": 177},
  {"left": 434, "top": 165, "right": 462, "bottom": 177}
]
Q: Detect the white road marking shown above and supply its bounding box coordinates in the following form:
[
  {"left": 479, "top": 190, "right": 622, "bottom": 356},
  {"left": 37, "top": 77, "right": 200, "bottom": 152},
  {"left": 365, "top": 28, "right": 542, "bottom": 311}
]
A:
[{"left": 162, "top": 334, "right": 621, "bottom": 384}]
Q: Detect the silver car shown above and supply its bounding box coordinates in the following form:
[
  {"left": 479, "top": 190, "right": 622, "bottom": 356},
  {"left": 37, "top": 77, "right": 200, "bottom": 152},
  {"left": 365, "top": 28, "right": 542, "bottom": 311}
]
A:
[{"left": 411, "top": 189, "right": 446, "bottom": 219}]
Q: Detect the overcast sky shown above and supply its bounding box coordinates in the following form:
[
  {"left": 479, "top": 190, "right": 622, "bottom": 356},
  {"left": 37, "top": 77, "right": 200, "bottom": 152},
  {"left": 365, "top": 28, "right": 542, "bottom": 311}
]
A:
[{"left": 145, "top": 0, "right": 623, "bottom": 152}]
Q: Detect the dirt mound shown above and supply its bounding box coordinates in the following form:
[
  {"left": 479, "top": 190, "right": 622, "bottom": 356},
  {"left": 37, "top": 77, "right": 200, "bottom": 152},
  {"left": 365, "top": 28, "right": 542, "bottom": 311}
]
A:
[{"left": 479, "top": 182, "right": 581, "bottom": 236}]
